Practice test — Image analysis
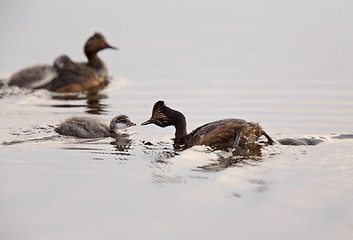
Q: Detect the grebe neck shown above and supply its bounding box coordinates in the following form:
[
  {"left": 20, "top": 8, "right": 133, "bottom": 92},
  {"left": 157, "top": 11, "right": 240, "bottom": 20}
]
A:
[
  {"left": 171, "top": 110, "right": 188, "bottom": 142},
  {"left": 86, "top": 53, "right": 107, "bottom": 76}
]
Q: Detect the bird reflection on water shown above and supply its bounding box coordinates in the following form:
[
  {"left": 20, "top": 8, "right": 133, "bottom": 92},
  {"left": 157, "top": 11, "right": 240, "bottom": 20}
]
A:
[
  {"left": 143, "top": 139, "right": 268, "bottom": 174},
  {"left": 140, "top": 140, "right": 271, "bottom": 185},
  {"left": 142, "top": 141, "right": 179, "bottom": 165},
  {"left": 142, "top": 133, "right": 333, "bottom": 175},
  {"left": 110, "top": 134, "right": 134, "bottom": 155},
  {"left": 50, "top": 85, "right": 108, "bottom": 115},
  {"left": 58, "top": 134, "right": 135, "bottom": 162},
  {"left": 193, "top": 140, "right": 272, "bottom": 172}
]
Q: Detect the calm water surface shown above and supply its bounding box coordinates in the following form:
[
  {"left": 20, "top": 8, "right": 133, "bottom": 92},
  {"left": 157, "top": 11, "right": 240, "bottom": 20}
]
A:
[{"left": 1, "top": 1, "right": 353, "bottom": 240}]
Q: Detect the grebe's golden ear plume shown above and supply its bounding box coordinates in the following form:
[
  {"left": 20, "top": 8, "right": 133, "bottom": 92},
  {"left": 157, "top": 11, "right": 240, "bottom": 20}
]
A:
[
  {"left": 141, "top": 100, "right": 169, "bottom": 126},
  {"left": 152, "top": 100, "right": 169, "bottom": 125},
  {"left": 152, "top": 100, "right": 166, "bottom": 112}
]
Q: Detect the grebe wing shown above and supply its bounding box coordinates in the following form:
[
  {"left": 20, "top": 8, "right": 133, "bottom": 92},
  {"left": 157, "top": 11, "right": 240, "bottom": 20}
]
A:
[{"left": 189, "top": 118, "right": 246, "bottom": 138}]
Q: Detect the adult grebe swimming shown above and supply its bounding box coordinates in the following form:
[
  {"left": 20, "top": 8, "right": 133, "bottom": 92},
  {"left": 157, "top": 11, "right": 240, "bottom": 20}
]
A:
[
  {"left": 141, "top": 101, "right": 273, "bottom": 150},
  {"left": 8, "top": 32, "right": 117, "bottom": 92},
  {"left": 56, "top": 115, "right": 135, "bottom": 138}
]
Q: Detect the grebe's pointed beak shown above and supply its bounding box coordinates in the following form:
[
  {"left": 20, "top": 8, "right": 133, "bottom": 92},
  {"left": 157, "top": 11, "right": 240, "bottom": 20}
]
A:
[
  {"left": 141, "top": 118, "right": 154, "bottom": 126},
  {"left": 103, "top": 42, "right": 118, "bottom": 50},
  {"left": 107, "top": 44, "right": 118, "bottom": 50}
]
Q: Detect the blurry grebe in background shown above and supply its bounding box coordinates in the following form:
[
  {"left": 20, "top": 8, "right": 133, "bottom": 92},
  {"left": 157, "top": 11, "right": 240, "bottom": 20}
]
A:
[{"left": 8, "top": 32, "right": 117, "bottom": 92}]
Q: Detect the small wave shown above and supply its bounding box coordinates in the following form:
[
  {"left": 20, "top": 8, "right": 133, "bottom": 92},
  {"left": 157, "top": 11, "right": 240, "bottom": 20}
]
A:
[
  {"left": 332, "top": 133, "right": 353, "bottom": 140},
  {"left": 1, "top": 125, "right": 59, "bottom": 146},
  {"left": 277, "top": 137, "right": 324, "bottom": 146},
  {"left": 276, "top": 133, "right": 353, "bottom": 146},
  {"left": 0, "top": 78, "right": 6, "bottom": 87},
  {"left": 1, "top": 135, "right": 61, "bottom": 146}
]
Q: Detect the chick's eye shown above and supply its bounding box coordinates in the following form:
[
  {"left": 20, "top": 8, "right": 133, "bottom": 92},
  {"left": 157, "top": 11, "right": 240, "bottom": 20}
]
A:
[{"left": 100, "top": 41, "right": 105, "bottom": 47}]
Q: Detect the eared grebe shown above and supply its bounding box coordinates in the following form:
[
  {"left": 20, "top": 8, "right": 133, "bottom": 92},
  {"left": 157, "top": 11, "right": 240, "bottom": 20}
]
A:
[
  {"left": 8, "top": 32, "right": 116, "bottom": 92},
  {"left": 55, "top": 115, "right": 135, "bottom": 138},
  {"left": 141, "top": 101, "right": 274, "bottom": 150}
]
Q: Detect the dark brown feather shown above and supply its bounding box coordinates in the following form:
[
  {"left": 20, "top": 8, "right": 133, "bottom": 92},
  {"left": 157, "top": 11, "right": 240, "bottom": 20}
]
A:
[{"left": 142, "top": 101, "right": 274, "bottom": 150}]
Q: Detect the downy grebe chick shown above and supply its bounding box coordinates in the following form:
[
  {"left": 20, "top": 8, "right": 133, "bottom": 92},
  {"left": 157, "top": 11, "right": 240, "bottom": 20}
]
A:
[
  {"left": 55, "top": 115, "right": 135, "bottom": 138},
  {"left": 8, "top": 64, "right": 57, "bottom": 89},
  {"left": 8, "top": 32, "right": 117, "bottom": 92},
  {"left": 141, "top": 101, "right": 274, "bottom": 150}
]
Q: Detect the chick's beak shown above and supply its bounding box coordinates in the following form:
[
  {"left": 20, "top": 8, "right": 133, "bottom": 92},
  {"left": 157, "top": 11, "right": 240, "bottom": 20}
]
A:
[{"left": 128, "top": 121, "right": 136, "bottom": 127}]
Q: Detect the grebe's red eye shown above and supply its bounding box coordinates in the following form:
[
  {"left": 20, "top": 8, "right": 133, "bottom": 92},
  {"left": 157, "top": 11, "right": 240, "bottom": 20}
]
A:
[{"left": 100, "top": 41, "right": 105, "bottom": 47}]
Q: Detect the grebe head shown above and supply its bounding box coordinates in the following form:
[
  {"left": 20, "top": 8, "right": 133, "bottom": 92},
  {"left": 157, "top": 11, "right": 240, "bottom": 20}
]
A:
[
  {"left": 141, "top": 100, "right": 183, "bottom": 128},
  {"left": 110, "top": 115, "right": 136, "bottom": 133},
  {"left": 141, "top": 100, "right": 188, "bottom": 141},
  {"left": 53, "top": 55, "right": 74, "bottom": 71},
  {"left": 84, "top": 32, "right": 117, "bottom": 56}
]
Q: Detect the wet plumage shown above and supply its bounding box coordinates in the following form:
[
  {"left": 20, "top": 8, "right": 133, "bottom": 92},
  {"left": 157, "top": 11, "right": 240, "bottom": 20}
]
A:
[
  {"left": 142, "top": 101, "right": 273, "bottom": 150},
  {"left": 55, "top": 115, "right": 135, "bottom": 138}
]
